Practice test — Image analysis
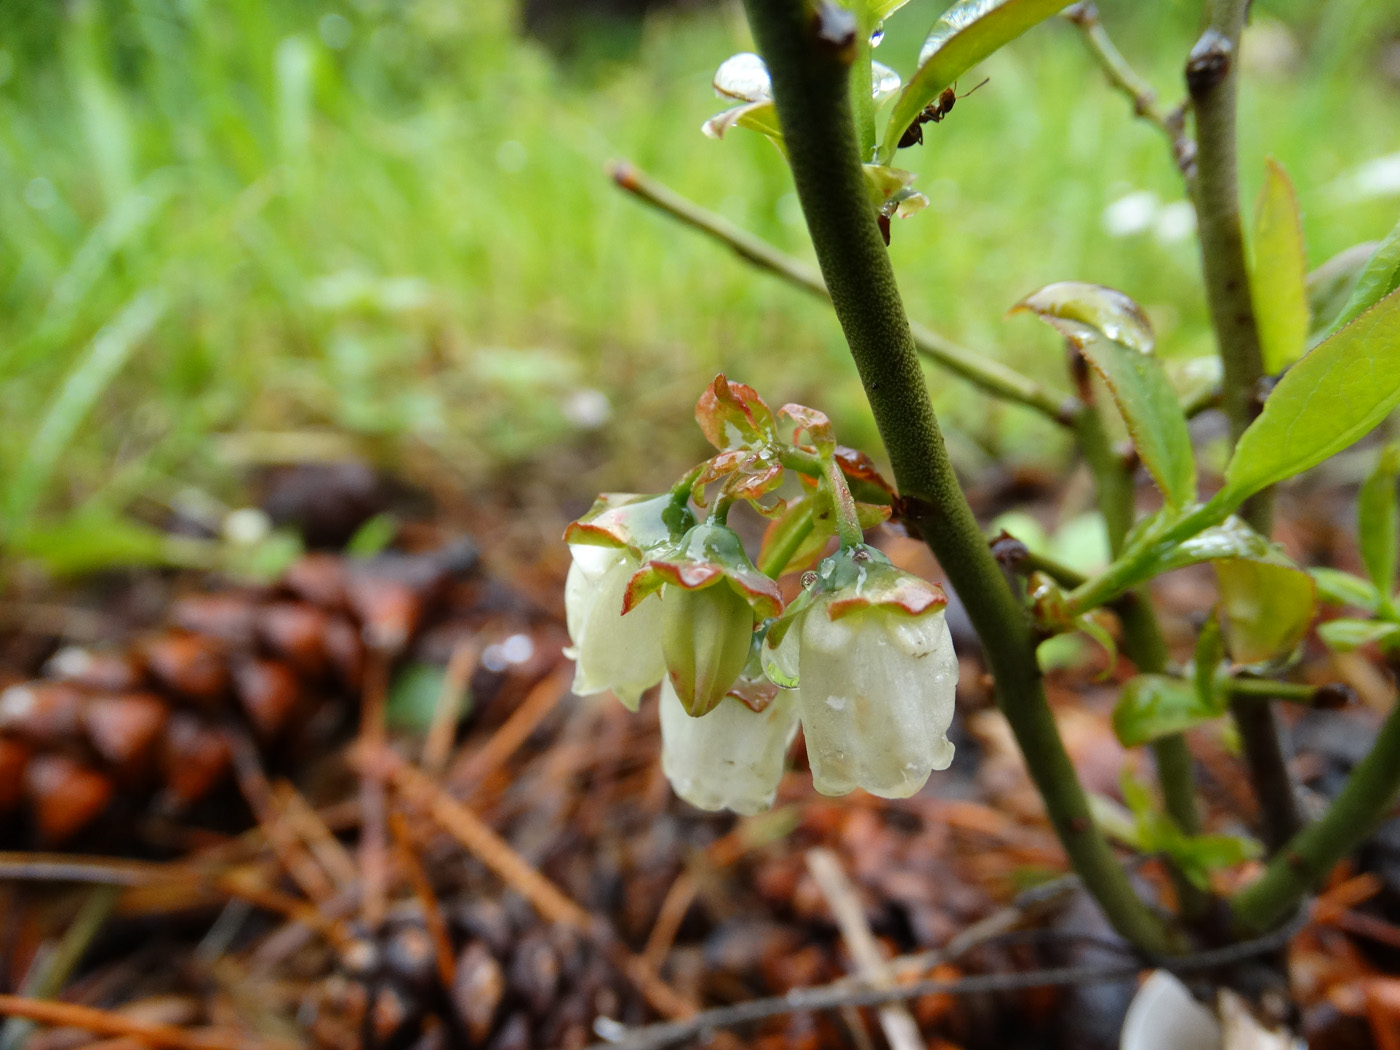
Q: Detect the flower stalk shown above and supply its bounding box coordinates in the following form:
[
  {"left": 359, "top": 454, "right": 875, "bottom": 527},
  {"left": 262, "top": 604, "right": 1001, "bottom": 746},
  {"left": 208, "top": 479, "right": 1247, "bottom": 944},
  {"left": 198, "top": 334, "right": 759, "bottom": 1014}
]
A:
[{"left": 740, "top": 0, "right": 1175, "bottom": 955}]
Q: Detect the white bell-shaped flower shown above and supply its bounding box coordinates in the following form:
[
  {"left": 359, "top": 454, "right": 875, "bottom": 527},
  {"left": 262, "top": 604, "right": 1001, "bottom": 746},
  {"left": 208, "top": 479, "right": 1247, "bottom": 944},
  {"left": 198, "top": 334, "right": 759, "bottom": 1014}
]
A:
[
  {"left": 563, "top": 545, "right": 666, "bottom": 710},
  {"left": 793, "top": 601, "right": 957, "bottom": 798},
  {"left": 659, "top": 679, "right": 799, "bottom": 815},
  {"left": 766, "top": 545, "right": 957, "bottom": 799}
]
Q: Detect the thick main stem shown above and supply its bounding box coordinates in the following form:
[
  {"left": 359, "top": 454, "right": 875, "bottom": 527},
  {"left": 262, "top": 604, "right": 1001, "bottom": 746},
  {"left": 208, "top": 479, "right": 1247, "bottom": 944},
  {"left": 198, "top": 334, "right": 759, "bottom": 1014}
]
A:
[
  {"left": 743, "top": 0, "right": 1173, "bottom": 955},
  {"left": 1188, "top": 0, "right": 1302, "bottom": 852}
]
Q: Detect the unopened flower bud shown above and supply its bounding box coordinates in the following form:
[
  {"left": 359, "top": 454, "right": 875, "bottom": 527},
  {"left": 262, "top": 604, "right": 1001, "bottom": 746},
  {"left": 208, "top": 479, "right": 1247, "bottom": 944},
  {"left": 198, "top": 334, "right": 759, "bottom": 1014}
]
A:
[
  {"left": 661, "top": 580, "right": 755, "bottom": 716},
  {"left": 628, "top": 521, "right": 783, "bottom": 717}
]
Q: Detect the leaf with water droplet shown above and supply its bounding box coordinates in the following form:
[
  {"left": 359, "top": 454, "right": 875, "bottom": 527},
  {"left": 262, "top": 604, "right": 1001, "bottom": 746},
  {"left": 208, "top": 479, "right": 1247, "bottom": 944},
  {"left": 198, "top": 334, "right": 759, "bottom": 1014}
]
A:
[
  {"left": 878, "top": 0, "right": 1076, "bottom": 164},
  {"left": 871, "top": 61, "right": 901, "bottom": 104},
  {"left": 1014, "top": 282, "right": 1195, "bottom": 507}
]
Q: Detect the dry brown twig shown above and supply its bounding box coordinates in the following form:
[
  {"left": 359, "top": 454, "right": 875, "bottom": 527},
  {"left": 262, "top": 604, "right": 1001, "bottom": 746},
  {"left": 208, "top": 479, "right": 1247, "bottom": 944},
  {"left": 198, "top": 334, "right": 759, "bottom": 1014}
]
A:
[
  {"left": 449, "top": 661, "right": 573, "bottom": 787},
  {"left": 0, "top": 993, "right": 295, "bottom": 1050},
  {"left": 806, "top": 847, "right": 922, "bottom": 1050}
]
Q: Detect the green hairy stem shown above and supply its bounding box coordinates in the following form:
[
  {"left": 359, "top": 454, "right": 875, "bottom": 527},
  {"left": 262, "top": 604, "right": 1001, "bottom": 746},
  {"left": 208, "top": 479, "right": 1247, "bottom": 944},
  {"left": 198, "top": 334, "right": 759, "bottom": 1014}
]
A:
[
  {"left": 741, "top": 0, "right": 1174, "bottom": 955},
  {"left": 1188, "top": 0, "right": 1303, "bottom": 851}
]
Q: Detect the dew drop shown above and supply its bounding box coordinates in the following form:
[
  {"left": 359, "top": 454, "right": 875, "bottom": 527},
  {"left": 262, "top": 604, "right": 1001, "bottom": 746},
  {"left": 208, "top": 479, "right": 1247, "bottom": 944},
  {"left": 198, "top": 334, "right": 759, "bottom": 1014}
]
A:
[
  {"left": 869, "top": 22, "right": 885, "bottom": 47},
  {"left": 802, "top": 571, "right": 818, "bottom": 589}
]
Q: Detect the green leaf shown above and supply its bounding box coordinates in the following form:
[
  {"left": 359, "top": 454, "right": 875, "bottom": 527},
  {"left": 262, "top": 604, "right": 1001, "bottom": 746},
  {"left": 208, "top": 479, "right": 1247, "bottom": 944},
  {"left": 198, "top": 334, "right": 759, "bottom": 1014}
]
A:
[
  {"left": 1309, "top": 567, "right": 1382, "bottom": 613},
  {"left": 3, "top": 290, "right": 167, "bottom": 538},
  {"left": 14, "top": 512, "right": 212, "bottom": 576},
  {"left": 1359, "top": 444, "right": 1400, "bottom": 602},
  {"left": 1014, "top": 282, "right": 1195, "bottom": 506},
  {"left": 1221, "top": 288, "right": 1400, "bottom": 507},
  {"left": 1250, "top": 158, "right": 1309, "bottom": 373},
  {"left": 346, "top": 512, "right": 399, "bottom": 559},
  {"left": 1318, "top": 618, "right": 1400, "bottom": 653},
  {"left": 1113, "top": 674, "right": 1224, "bottom": 747},
  {"left": 865, "top": 0, "right": 913, "bottom": 20},
  {"left": 878, "top": 0, "right": 1075, "bottom": 164},
  {"left": 863, "top": 164, "right": 928, "bottom": 219},
  {"left": 1213, "top": 556, "right": 1316, "bottom": 666},
  {"left": 1193, "top": 614, "right": 1225, "bottom": 712},
  {"left": 1327, "top": 215, "right": 1400, "bottom": 336},
  {"left": 1167, "top": 832, "right": 1262, "bottom": 891},
  {"left": 386, "top": 662, "right": 471, "bottom": 731},
  {"left": 1307, "top": 242, "right": 1377, "bottom": 341},
  {"left": 1098, "top": 773, "right": 1261, "bottom": 888},
  {"left": 1087, "top": 512, "right": 1273, "bottom": 600}
]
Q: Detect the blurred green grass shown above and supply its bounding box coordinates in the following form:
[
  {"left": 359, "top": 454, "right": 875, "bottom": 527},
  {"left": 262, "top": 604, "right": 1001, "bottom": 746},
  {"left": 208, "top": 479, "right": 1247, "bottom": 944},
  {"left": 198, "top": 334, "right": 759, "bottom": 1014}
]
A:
[{"left": 1, "top": 0, "right": 1397, "bottom": 570}]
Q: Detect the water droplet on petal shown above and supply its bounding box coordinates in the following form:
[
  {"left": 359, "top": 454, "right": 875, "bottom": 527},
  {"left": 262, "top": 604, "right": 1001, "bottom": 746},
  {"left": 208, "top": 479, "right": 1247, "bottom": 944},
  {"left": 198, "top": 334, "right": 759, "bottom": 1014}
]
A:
[
  {"left": 870, "top": 22, "right": 885, "bottom": 46},
  {"left": 801, "top": 571, "right": 818, "bottom": 589}
]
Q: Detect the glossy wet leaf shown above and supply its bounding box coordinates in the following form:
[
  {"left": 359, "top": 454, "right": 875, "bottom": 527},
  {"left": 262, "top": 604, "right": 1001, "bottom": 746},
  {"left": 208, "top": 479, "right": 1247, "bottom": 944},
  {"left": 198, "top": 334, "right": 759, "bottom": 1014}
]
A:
[
  {"left": 863, "top": 164, "right": 927, "bottom": 218},
  {"left": 695, "top": 374, "right": 776, "bottom": 451},
  {"left": 1309, "top": 567, "right": 1382, "bottom": 613},
  {"left": 1359, "top": 444, "right": 1400, "bottom": 601},
  {"left": 1327, "top": 215, "right": 1400, "bottom": 336},
  {"left": 1113, "top": 674, "right": 1224, "bottom": 747},
  {"left": 1014, "top": 283, "right": 1195, "bottom": 506},
  {"left": 879, "top": 0, "right": 1076, "bottom": 163},
  {"left": 1221, "top": 288, "right": 1400, "bottom": 507},
  {"left": 1318, "top": 618, "right": 1400, "bottom": 653},
  {"left": 1014, "top": 281, "right": 1154, "bottom": 352},
  {"left": 1086, "top": 513, "right": 1274, "bottom": 600},
  {"left": 1214, "top": 556, "right": 1315, "bottom": 666},
  {"left": 702, "top": 100, "right": 784, "bottom": 145},
  {"left": 1250, "top": 158, "right": 1309, "bottom": 373}
]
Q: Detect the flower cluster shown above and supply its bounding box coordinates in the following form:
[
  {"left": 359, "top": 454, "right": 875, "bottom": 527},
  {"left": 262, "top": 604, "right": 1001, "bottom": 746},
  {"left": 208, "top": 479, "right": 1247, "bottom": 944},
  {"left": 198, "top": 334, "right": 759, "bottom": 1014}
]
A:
[{"left": 563, "top": 377, "right": 958, "bottom": 814}]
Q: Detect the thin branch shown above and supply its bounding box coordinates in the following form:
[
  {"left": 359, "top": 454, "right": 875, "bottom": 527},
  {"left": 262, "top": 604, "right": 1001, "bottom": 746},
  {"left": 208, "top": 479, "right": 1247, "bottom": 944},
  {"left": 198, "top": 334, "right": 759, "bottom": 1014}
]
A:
[
  {"left": 583, "top": 914, "right": 1306, "bottom": 1050},
  {"left": 1188, "top": 0, "right": 1303, "bottom": 853},
  {"left": 609, "top": 160, "right": 1080, "bottom": 426},
  {"left": 1065, "top": 3, "right": 1196, "bottom": 179},
  {"left": 740, "top": 0, "right": 1175, "bottom": 956},
  {"left": 1232, "top": 698, "right": 1400, "bottom": 932}
]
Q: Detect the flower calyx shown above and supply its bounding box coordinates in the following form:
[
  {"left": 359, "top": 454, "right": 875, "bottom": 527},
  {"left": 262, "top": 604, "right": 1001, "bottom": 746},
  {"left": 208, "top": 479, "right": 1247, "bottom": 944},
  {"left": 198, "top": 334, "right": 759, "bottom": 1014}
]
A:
[{"left": 562, "top": 491, "right": 696, "bottom": 559}]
